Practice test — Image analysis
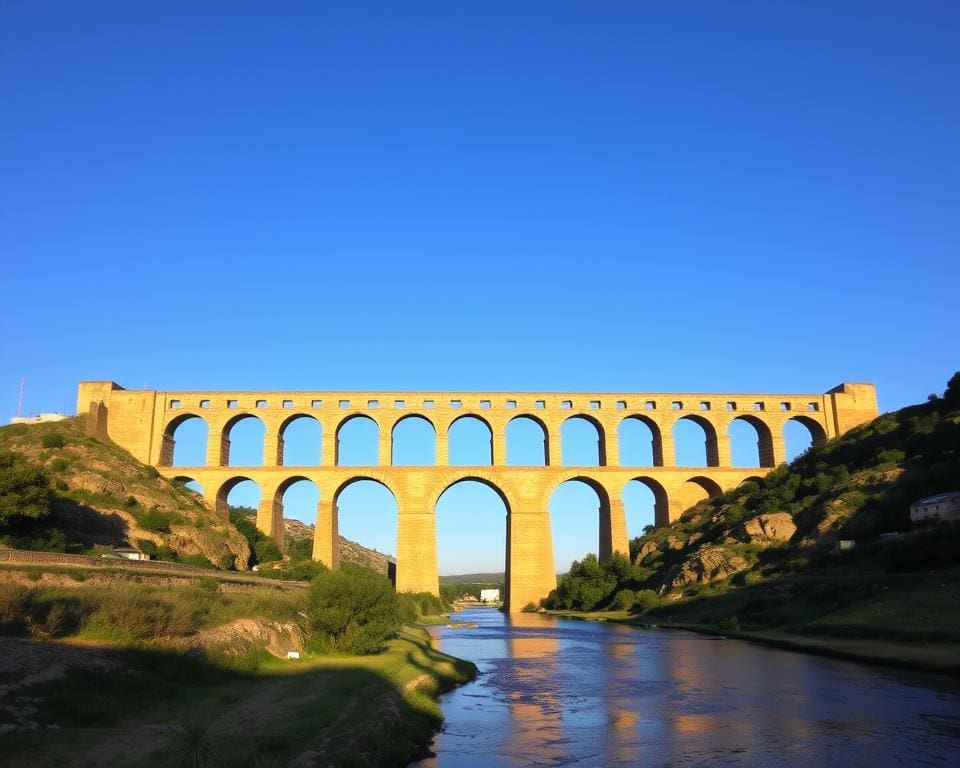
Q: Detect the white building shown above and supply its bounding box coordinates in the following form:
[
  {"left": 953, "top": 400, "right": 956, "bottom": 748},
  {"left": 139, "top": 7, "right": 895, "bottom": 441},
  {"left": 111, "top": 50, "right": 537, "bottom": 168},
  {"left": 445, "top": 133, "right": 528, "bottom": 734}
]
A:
[
  {"left": 10, "top": 413, "right": 66, "bottom": 425},
  {"left": 479, "top": 588, "right": 500, "bottom": 603},
  {"left": 910, "top": 492, "right": 960, "bottom": 523}
]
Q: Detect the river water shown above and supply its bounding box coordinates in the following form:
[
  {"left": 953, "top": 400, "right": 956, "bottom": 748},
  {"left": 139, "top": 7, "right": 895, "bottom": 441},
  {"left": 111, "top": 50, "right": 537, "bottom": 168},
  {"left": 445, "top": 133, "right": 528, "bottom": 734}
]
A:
[{"left": 410, "top": 608, "right": 960, "bottom": 767}]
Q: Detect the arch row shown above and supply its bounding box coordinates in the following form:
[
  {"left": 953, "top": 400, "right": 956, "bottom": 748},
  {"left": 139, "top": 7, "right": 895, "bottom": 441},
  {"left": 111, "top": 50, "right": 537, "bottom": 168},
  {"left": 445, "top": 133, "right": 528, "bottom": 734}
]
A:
[
  {"left": 172, "top": 466, "right": 747, "bottom": 611},
  {"left": 159, "top": 409, "right": 830, "bottom": 470}
]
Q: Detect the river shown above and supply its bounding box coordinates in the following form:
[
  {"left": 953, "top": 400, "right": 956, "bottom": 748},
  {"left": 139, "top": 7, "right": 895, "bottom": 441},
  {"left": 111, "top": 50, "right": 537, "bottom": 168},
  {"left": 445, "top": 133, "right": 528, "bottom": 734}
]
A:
[{"left": 410, "top": 608, "right": 960, "bottom": 767}]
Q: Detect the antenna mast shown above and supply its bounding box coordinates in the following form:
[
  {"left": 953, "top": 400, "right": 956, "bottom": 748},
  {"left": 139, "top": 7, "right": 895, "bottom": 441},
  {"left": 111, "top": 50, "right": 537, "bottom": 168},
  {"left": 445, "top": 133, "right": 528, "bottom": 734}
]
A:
[{"left": 17, "top": 377, "right": 24, "bottom": 418}]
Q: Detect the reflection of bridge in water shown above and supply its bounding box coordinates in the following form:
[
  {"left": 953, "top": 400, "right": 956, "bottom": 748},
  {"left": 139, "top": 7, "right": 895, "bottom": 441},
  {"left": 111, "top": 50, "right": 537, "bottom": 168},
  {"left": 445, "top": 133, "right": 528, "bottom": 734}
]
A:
[{"left": 77, "top": 381, "right": 877, "bottom": 610}]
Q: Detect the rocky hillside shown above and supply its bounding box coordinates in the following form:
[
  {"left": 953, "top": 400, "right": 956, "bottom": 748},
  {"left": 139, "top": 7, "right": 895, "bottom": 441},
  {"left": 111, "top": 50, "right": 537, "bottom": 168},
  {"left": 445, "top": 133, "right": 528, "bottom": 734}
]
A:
[
  {"left": 0, "top": 416, "right": 250, "bottom": 569},
  {"left": 283, "top": 517, "right": 394, "bottom": 575},
  {"left": 631, "top": 375, "right": 960, "bottom": 598}
]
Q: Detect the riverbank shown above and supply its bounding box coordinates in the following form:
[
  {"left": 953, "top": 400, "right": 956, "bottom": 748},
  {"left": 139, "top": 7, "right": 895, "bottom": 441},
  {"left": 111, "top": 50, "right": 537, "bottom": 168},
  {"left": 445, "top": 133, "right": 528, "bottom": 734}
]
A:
[
  {"left": 0, "top": 624, "right": 476, "bottom": 766},
  {"left": 547, "top": 609, "right": 960, "bottom": 675}
]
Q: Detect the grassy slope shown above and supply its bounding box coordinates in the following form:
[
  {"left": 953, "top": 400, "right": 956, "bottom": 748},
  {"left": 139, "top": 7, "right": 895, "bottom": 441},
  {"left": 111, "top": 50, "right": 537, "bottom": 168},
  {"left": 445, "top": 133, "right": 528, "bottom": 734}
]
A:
[
  {"left": 1, "top": 627, "right": 474, "bottom": 768},
  {"left": 587, "top": 393, "right": 960, "bottom": 671},
  {"left": 0, "top": 567, "right": 475, "bottom": 767},
  {"left": 0, "top": 417, "right": 249, "bottom": 568}
]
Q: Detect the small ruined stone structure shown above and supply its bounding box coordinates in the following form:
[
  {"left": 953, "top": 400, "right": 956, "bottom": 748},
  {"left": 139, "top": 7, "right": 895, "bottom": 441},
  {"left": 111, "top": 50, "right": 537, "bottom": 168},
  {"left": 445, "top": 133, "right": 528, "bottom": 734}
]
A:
[{"left": 77, "top": 381, "right": 878, "bottom": 610}]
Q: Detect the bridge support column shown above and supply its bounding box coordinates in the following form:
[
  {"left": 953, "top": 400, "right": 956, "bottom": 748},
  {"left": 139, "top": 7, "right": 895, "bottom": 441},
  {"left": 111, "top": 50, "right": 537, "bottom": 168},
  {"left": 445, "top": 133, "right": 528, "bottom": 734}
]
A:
[
  {"left": 600, "top": 498, "right": 630, "bottom": 561},
  {"left": 378, "top": 431, "right": 391, "bottom": 466},
  {"left": 491, "top": 429, "right": 506, "bottom": 466},
  {"left": 659, "top": 430, "right": 676, "bottom": 467},
  {"left": 507, "top": 499, "right": 557, "bottom": 613},
  {"left": 714, "top": 434, "right": 731, "bottom": 467},
  {"left": 322, "top": 429, "right": 336, "bottom": 467},
  {"left": 435, "top": 432, "right": 449, "bottom": 466},
  {"left": 204, "top": 487, "right": 225, "bottom": 520},
  {"left": 312, "top": 499, "right": 339, "bottom": 568},
  {"left": 208, "top": 431, "right": 227, "bottom": 467},
  {"left": 396, "top": 508, "right": 439, "bottom": 595},
  {"left": 257, "top": 496, "right": 284, "bottom": 549},
  {"left": 768, "top": 433, "right": 787, "bottom": 466},
  {"left": 263, "top": 431, "right": 280, "bottom": 467}
]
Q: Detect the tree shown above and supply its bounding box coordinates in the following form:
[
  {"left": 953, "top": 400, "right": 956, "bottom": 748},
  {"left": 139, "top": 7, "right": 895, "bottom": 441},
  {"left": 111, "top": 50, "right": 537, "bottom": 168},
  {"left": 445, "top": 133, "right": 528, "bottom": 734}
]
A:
[
  {"left": 0, "top": 452, "right": 53, "bottom": 527},
  {"left": 944, "top": 372, "right": 960, "bottom": 407},
  {"left": 306, "top": 565, "right": 399, "bottom": 654}
]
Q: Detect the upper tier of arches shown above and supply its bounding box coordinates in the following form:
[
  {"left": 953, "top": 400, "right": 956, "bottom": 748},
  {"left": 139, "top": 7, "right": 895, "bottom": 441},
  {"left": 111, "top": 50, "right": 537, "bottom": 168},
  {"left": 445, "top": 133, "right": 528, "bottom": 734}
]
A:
[{"left": 160, "top": 405, "right": 828, "bottom": 469}]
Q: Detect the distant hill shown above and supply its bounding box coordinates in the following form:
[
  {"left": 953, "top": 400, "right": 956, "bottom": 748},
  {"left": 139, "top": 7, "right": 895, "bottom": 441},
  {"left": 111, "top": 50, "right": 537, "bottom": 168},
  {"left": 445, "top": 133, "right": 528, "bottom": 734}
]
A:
[
  {"left": 282, "top": 516, "right": 394, "bottom": 576},
  {"left": 439, "top": 573, "right": 504, "bottom": 584},
  {"left": 0, "top": 417, "right": 249, "bottom": 568}
]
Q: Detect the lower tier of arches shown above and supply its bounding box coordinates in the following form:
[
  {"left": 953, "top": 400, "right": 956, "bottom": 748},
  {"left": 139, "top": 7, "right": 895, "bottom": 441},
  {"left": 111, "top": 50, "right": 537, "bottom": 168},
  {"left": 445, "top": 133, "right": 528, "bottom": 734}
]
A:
[{"left": 164, "top": 465, "right": 764, "bottom": 611}]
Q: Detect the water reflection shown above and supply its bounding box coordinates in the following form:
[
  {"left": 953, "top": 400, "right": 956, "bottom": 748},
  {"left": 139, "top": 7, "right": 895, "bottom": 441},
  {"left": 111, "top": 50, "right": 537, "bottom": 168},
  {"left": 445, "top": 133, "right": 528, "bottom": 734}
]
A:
[{"left": 413, "top": 609, "right": 960, "bottom": 767}]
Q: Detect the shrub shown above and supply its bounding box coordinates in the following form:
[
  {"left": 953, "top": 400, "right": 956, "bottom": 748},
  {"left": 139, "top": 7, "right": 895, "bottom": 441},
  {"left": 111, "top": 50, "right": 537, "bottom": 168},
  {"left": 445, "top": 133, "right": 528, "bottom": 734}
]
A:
[
  {"left": 630, "top": 589, "right": 660, "bottom": 613},
  {"left": 610, "top": 589, "right": 636, "bottom": 611},
  {"left": 0, "top": 451, "right": 53, "bottom": 525},
  {"left": 41, "top": 432, "right": 65, "bottom": 449},
  {"left": 141, "top": 465, "right": 160, "bottom": 480},
  {"left": 50, "top": 458, "right": 69, "bottom": 472},
  {"left": 305, "top": 565, "right": 399, "bottom": 654}
]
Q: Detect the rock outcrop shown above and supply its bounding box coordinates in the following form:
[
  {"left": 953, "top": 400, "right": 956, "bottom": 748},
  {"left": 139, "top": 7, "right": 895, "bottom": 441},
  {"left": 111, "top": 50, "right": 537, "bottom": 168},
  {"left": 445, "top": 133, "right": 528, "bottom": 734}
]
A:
[
  {"left": 733, "top": 512, "right": 797, "bottom": 545},
  {"left": 661, "top": 547, "right": 750, "bottom": 593}
]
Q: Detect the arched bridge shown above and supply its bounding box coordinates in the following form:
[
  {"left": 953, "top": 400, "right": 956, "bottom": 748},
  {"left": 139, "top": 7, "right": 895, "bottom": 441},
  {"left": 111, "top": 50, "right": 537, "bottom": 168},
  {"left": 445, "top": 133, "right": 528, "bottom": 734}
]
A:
[{"left": 77, "top": 381, "right": 878, "bottom": 611}]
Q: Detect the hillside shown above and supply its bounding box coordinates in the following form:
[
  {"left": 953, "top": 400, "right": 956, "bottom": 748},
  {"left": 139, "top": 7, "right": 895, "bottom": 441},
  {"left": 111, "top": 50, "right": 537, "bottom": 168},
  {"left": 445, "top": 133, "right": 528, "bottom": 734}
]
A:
[
  {"left": 0, "top": 416, "right": 250, "bottom": 569},
  {"left": 546, "top": 374, "right": 960, "bottom": 656},
  {"left": 281, "top": 516, "right": 395, "bottom": 575},
  {"left": 628, "top": 377, "right": 960, "bottom": 597}
]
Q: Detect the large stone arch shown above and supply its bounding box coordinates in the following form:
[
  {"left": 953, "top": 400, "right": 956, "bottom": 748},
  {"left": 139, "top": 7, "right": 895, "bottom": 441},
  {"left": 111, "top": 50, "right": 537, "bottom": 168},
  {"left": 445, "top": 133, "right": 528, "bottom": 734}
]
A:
[
  {"left": 674, "top": 475, "right": 723, "bottom": 520},
  {"left": 391, "top": 413, "right": 437, "bottom": 466},
  {"left": 433, "top": 474, "right": 513, "bottom": 605},
  {"left": 549, "top": 474, "right": 622, "bottom": 562},
  {"left": 277, "top": 413, "right": 322, "bottom": 466},
  {"left": 617, "top": 415, "right": 663, "bottom": 467},
  {"left": 785, "top": 415, "right": 828, "bottom": 449},
  {"left": 623, "top": 476, "right": 670, "bottom": 529},
  {"left": 505, "top": 414, "right": 550, "bottom": 466},
  {"left": 159, "top": 413, "right": 208, "bottom": 467},
  {"left": 447, "top": 414, "right": 494, "bottom": 466},
  {"left": 727, "top": 414, "right": 776, "bottom": 467},
  {"left": 672, "top": 414, "right": 720, "bottom": 467},
  {"left": 221, "top": 413, "right": 266, "bottom": 467},
  {"left": 335, "top": 414, "right": 381, "bottom": 466},
  {"left": 560, "top": 414, "right": 607, "bottom": 466},
  {"left": 215, "top": 475, "right": 260, "bottom": 520}
]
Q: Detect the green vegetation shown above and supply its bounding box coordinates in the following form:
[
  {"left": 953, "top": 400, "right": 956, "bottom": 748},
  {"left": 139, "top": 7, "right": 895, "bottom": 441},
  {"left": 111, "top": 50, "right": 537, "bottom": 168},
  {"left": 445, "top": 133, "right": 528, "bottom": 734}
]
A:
[
  {"left": 545, "top": 374, "right": 960, "bottom": 671},
  {"left": 230, "top": 506, "right": 283, "bottom": 566},
  {"left": 0, "top": 417, "right": 249, "bottom": 567},
  {"left": 0, "top": 564, "right": 475, "bottom": 765}
]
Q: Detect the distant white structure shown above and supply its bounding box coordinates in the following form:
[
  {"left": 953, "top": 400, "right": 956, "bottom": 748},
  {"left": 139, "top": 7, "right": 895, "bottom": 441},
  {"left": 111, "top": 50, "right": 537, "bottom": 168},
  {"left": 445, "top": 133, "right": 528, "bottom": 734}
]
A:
[
  {"left": 111, "top": 547, "right": 150, "bottom": 561},
  {"left": 910, "top": 492, "right": 960, "bottom": 523},
  {"left": 479, "top": 588, "right": 500, "bottom": 603},
  {"left": 10, "top": 413, "right": 67, "bottom": 425}
]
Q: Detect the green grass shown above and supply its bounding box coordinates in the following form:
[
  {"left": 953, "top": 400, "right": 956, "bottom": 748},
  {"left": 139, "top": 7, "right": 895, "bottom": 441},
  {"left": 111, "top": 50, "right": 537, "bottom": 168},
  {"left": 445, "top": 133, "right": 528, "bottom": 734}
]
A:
[{"left": 2, "top": 626, "right": 476, "bottom": 767}]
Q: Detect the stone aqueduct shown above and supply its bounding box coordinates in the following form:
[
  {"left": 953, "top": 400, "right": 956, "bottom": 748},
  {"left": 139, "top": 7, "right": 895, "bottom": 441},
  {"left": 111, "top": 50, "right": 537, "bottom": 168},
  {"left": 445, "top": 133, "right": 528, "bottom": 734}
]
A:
[{"left": 77, "top": 381, "right": 878, "bottom": 611}]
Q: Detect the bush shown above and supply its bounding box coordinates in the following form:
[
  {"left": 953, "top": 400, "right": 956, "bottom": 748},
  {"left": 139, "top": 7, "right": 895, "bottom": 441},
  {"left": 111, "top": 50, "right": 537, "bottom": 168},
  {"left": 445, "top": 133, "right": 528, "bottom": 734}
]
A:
[
  {"left": 41, "top": 432, "right": 65, "bottom": 449},
  {"left": 398, "top": 591, "right": 448, "bottom": 622},
  {"left": 141, "top": 465, "right": 160, "bottom": 480},
  {"left": 0, "top": 451, "right": 53, "bottom": 526},
  {"left": 305, "top": 565, "right": 399, "bottom": 654},
  {"left": 630, "top": 589, "right": 660, "bottom": 613},
  {"left": 50, "top": 458, "right": 69, "bottom": 472}
]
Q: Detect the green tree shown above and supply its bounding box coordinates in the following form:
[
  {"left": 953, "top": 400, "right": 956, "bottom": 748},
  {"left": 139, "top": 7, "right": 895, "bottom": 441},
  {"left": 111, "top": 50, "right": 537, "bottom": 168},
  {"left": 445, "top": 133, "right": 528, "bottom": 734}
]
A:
[
  {"left": 306, "top": 565, "right": 400, "bottom": 654},
  {"left": 944, "top": 371, "right": 960, "bottom": 407},
  {"left": 229, "top": 507, "right": 281, "bottom": 567},
  {"left": 0, "top": 451, "right": 53, "bottom": 526}
]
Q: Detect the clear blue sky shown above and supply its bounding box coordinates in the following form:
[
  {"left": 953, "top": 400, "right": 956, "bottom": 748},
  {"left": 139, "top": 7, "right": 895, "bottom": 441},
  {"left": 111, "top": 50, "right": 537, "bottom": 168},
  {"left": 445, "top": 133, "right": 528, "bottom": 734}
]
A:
[{"left": 3, "top": 2, "right": 957, "bottom": 573}]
